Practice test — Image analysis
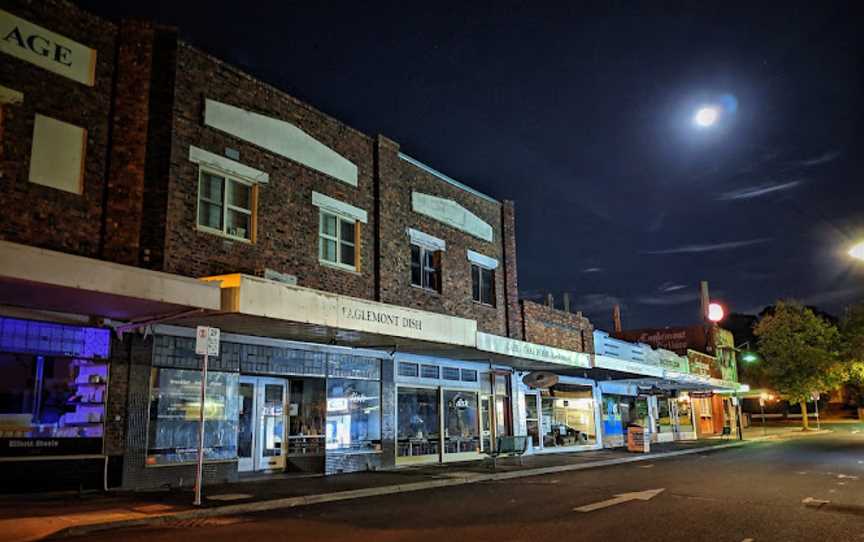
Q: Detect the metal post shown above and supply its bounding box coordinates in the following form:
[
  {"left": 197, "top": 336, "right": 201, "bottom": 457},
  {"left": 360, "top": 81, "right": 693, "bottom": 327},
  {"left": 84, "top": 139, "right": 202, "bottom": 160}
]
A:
[
  {"left": 194, "top": 351, "right": 209, "bottom": 506},
  {"left": 814, "top": 396, "right": 821, "bottom": 431},
  {"left": 760, "top": 402, "right": 766, "bottom": 437}
]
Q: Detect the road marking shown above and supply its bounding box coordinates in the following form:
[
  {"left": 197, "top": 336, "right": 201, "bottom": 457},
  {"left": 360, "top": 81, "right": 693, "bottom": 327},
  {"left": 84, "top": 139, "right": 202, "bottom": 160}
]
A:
[
  {"left": 638, "top": 464, "right": 655, "bottom": 469},
  {"left": 802, "top": 497, "right": 830, "bottom": 508},
  {"left": 741, "top": 538, "right": 754, "bottom": 542},
  {"left": 574, "top": 488, "right": 665, "bottom": 512},
  {"left": 837, "top": 474, "right": 859, "bottom": 480}
]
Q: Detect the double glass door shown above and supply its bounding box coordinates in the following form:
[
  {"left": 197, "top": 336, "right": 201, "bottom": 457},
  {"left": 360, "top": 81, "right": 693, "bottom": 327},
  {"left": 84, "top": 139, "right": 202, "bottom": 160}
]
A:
[
  {"left": 238, "top": 376, "right": 286, "bottom": 472},
  {"left": 396, "top": 386, "right": 481, "bottom": 464}
]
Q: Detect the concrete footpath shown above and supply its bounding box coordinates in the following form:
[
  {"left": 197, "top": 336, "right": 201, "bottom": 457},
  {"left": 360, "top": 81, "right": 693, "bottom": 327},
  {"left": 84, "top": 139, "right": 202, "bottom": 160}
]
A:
[{"left": 0, "top": 427, "right": 828, "bottom": 542}]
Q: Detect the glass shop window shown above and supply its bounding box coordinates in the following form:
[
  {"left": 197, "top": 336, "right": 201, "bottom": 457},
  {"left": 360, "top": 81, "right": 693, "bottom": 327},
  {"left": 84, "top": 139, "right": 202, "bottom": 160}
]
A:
[
  {"left": 325, "top": 378, "right": 381, "bottom": 451},
  {"left": 146, "top": 368, "right": 239, "bottom": 465},
  {"left": 443, "top": 389, "right": 480, "bottom": 454},
  {"left": 540, "top": 387, "right": 596, "bottom": 447},
  {"left": 287, "top": 378, "right": 326, "bottom": 456},
  {"left": 0, "top": 353, "right": 107, "bottom": 455},
  {"left": 397, "top": 386, "right": 440, "bottom": 458}
]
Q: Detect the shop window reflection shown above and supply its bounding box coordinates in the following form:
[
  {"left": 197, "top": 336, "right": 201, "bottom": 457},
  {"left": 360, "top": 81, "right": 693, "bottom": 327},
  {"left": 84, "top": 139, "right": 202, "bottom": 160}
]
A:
[
  {"left": 397, "top": 387, "right": 439, "bottom": 458},
  {"left": 443, "top": 390, "right": 479, "bottom": 454},
  {"left": 540, "top": 387, "right": 596, "bottom": 447},
  {"left": 325, "top": 379, "right": 381, "bottom": 452}
]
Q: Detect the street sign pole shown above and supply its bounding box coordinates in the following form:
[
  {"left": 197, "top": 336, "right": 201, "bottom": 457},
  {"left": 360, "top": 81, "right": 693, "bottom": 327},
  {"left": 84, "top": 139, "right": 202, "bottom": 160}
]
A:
[
  {"left": 194, "top": 326, "right": 220, "bottom": 507},
  {"left": 813, "top": 392, "right": 821, "bottom": 431},
  {"left": 194, "top": 350, "right": 208, "bottom": 506},
  {"left": 759, "top": 398, "right": 766, "bottom": 437}
]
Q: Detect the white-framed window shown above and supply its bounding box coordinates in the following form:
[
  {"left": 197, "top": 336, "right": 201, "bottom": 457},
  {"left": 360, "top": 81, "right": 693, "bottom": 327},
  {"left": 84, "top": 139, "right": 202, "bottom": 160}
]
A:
[
  {"left": 411, "top": 244, "right": 441, "bottom": 292},
  {"left": 471, "top": 264, "right": 495, "bottom": 306},
  {"left": 319, "top": 210, "right": 357, "bottom": 270},
  {"left": 197, "top": 168, "right": 255, "bottom": 241}
]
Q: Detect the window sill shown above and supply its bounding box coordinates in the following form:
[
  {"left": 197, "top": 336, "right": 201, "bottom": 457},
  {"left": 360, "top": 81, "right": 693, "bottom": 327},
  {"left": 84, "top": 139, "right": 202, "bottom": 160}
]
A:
[
  {"left": 471, "top": 300, "right": 497, "bottom": 309},
  {"left": 196, "top": 225, "right": 253, "bottom": 244},
  {"left": 319, "top": 259, "right": 362, "bottom": 275},
  {"left": 410, "top": 284, "right": 441, "bottom": 296}
]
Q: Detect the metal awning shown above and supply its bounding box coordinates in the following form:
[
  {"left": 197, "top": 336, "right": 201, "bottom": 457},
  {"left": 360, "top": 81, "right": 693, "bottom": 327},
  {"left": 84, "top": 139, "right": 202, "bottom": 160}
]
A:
[
  {"left": 0, "top": 241, "right": 221, "bottom": 323},
  {"left": 159, "top": 274, "right": 598, "bottom": 376}
]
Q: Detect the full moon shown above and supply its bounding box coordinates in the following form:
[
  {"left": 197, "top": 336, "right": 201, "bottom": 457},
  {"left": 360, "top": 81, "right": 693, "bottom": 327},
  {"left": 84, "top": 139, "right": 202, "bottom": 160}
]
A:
[{"left": 694, "top": 106, "right": 718, "bottom": 127}]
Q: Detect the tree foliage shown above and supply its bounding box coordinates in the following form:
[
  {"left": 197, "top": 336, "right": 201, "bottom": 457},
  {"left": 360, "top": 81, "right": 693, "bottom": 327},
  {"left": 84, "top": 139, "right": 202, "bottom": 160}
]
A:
[
  {"left": 754, "top": 300, "right": 842, "bottom": 404},
  {"left": 839, "top": 303, "right": 864, "bottom": 397}
]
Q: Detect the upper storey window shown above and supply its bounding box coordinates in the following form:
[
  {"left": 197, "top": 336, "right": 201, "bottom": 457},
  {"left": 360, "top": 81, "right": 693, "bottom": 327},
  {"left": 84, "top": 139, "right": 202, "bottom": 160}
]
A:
[{"left": 197, "top": 169, "right": 255, "bottom": 241}]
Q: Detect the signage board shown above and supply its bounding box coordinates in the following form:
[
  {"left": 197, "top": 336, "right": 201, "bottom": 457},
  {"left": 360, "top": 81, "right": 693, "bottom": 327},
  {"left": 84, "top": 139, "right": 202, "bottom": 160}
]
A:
[
  {"left": 221, "top": 275, "right": 477, "bottom": 347},
  {"left": 594, "top": 354, "right": 664, "bottom": 378},
  {"left": 476, "top": 332, "right": 590, "bottom": 368},
  {"left": 0, "top": 9, "right": 97, "bottom": 86},
  {"left": 195, "top": 326, "right": 220, "bottom": 356}
]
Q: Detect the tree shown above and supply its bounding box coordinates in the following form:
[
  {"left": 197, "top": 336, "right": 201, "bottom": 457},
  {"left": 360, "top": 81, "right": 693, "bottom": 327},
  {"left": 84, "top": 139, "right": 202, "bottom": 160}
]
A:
[
  {"left": 754, "top": 300, "right": 842, "bottom": 430},
  {"left": 839, "top": 303, "right": 864, "bottom": 406}
]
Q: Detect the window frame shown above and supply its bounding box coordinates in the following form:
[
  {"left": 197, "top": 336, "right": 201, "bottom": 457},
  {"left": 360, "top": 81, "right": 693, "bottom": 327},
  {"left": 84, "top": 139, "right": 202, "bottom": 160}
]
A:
[
  {"left": 318, "top": 209, "right": 359, "bottom": 272},
  {"left": 195, "top": 166, "right": 256, "bottom": 243},
  {"left": 410, "top": 243, "right": 442, "bottom": 293},
  {"left": 470, "top": 263, "right": 496, "bottom": 306}
]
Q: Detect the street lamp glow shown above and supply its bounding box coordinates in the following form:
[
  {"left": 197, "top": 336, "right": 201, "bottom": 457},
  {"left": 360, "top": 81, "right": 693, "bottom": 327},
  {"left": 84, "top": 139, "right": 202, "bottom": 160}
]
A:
[
  {"left": 849, "top": 240, "right": 864, "bottom": 261},
  {"left": 694, "top": 106, "right": 718, "bottom": 127},
  {"left": 707, "top": 302, "right": 725, "bottom": 322},
  {"left": 742, "top": 352, "right": 758, "bottom": 363}
]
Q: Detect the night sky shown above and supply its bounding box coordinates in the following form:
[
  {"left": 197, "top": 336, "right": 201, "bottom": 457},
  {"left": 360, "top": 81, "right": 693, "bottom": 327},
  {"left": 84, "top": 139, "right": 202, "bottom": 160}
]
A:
[{"left": 80, "top": 1, "right": 864, "bottom": 331}]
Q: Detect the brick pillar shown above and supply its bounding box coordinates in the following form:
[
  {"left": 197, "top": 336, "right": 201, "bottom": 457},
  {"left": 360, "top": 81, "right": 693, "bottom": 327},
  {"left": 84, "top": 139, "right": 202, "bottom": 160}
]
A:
[
  {"left": 501, "top": 200, "right": 522, "bottom": 340},
  {"left": 101, "top": 20, "right": 155, "bottom": 266},
  {"left": 374, "top": 134, "right": 402, "bottom": 303}
]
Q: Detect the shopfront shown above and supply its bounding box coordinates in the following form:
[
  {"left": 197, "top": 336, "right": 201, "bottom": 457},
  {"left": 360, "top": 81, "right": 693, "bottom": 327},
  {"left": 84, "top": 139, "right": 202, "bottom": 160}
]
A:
[
  {"left": 395, "top": 354, "right": 484, "bottom": 464},
  {"left": 0, "top": 317, "right": 111, "bottom": 490},
  {"left": 519, "top": 376, "right": 601, "bottom": 453},
  {"left": 123, "top": 326, "right": 388, "bottom": 489}
]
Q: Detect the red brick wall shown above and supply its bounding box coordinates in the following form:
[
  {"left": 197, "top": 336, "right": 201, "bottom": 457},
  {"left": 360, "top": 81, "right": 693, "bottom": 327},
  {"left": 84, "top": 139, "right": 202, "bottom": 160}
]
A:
[
  {"left": 101, "top": 20, "right": 155, "bottom": 266},
  {"left": 521, "top": 300, "right": 594, "bottom": 352},
  {"left": 377, "top": 141, "right": 508, "bottom": 335},
  {"left": 159, "top": 43, "right": 377, "bottom": 299},
  {"left": 501, "top": 200, "right": 522, "bottom": 339},
  {"left": 0, "top": 0, "right": 116, "bottom": 258}
]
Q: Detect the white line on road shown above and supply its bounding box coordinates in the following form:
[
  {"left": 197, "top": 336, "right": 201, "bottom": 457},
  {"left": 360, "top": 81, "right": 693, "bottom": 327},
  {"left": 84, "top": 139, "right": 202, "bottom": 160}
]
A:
[
  {"left": 802, "top": 497, "right": 830, "bottom": 508},
  {"left": 574, "top": 488, "right": 665, "bottom": 513}
]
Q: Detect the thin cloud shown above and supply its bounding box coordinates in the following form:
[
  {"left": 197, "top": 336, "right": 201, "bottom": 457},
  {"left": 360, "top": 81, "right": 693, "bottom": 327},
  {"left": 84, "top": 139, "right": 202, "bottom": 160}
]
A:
[
  {"left": 797, "top": 150, "right": 841, "bottom": 167},
  {"left": 582, "top": 267, "right": 603, "bottom": 273},
  {"left": 658, "top": 282, "right": 688, "bottom": 292},
  {"left": 717, "top": 180, "right": 802, "bottom": 201},
  {"left": 637, "top": 291, "right": 702, "bottom": 306},
  {"left": 642, "top": 238, "right": 772, "bottom": 255}
]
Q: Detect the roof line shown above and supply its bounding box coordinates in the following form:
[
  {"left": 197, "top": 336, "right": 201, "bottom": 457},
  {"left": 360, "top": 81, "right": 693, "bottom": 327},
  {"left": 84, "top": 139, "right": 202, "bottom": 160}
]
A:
[{"left": 398, "top": 152, "right": 499, "bottom": 205}]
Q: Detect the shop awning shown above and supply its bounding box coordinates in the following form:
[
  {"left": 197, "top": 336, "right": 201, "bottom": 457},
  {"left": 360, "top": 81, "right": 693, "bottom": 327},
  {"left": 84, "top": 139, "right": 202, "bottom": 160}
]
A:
[
  {"left": 159, "top": 274, "right": 600, "bottom": 376},
  {"left": 0, "top": 241, "right": 221, "bottom": 322},
  {"left": 165, "top": 273, "right": 480, "bottom": 352}
]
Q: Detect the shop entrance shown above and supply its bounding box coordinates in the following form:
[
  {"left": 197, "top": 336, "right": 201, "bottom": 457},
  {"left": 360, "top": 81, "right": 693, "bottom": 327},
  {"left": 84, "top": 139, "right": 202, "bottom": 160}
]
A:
[
  {"left": 238, "top": 376, "right": 326, "bottom": 473},
  {"left": 238, "top": 376, "right": 286, "bottom": 472}
]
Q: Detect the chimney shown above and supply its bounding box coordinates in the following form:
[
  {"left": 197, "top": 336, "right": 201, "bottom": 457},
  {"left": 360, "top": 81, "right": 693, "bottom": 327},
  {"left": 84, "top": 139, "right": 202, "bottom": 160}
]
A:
[
  {"left": 563, "top": 292, "right": 571, "bottom": 313},
  {"left": 612, "top": 304, "right": 622, "bottom": 333}
]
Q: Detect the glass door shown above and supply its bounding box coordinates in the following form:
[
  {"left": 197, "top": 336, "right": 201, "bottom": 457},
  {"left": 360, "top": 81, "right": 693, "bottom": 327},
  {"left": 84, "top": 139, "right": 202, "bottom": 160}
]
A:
[
  {"left": 480, "top": 396, "right": 492, "bottom": 452},
  {"left": 237, "top": 378, "right": 256, "bottom": 472},
  {"left": 258, "top": 379, "right": 287, "bottom": 471},
  {"left": 443, "top": 390, "right": 480, "bottom": 461}
]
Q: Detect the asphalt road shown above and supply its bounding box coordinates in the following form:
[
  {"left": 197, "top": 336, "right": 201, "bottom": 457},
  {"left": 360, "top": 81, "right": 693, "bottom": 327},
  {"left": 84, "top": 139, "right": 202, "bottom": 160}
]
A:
[{"left": 74, "top": 423, "right": 864, "bottom": 542}]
